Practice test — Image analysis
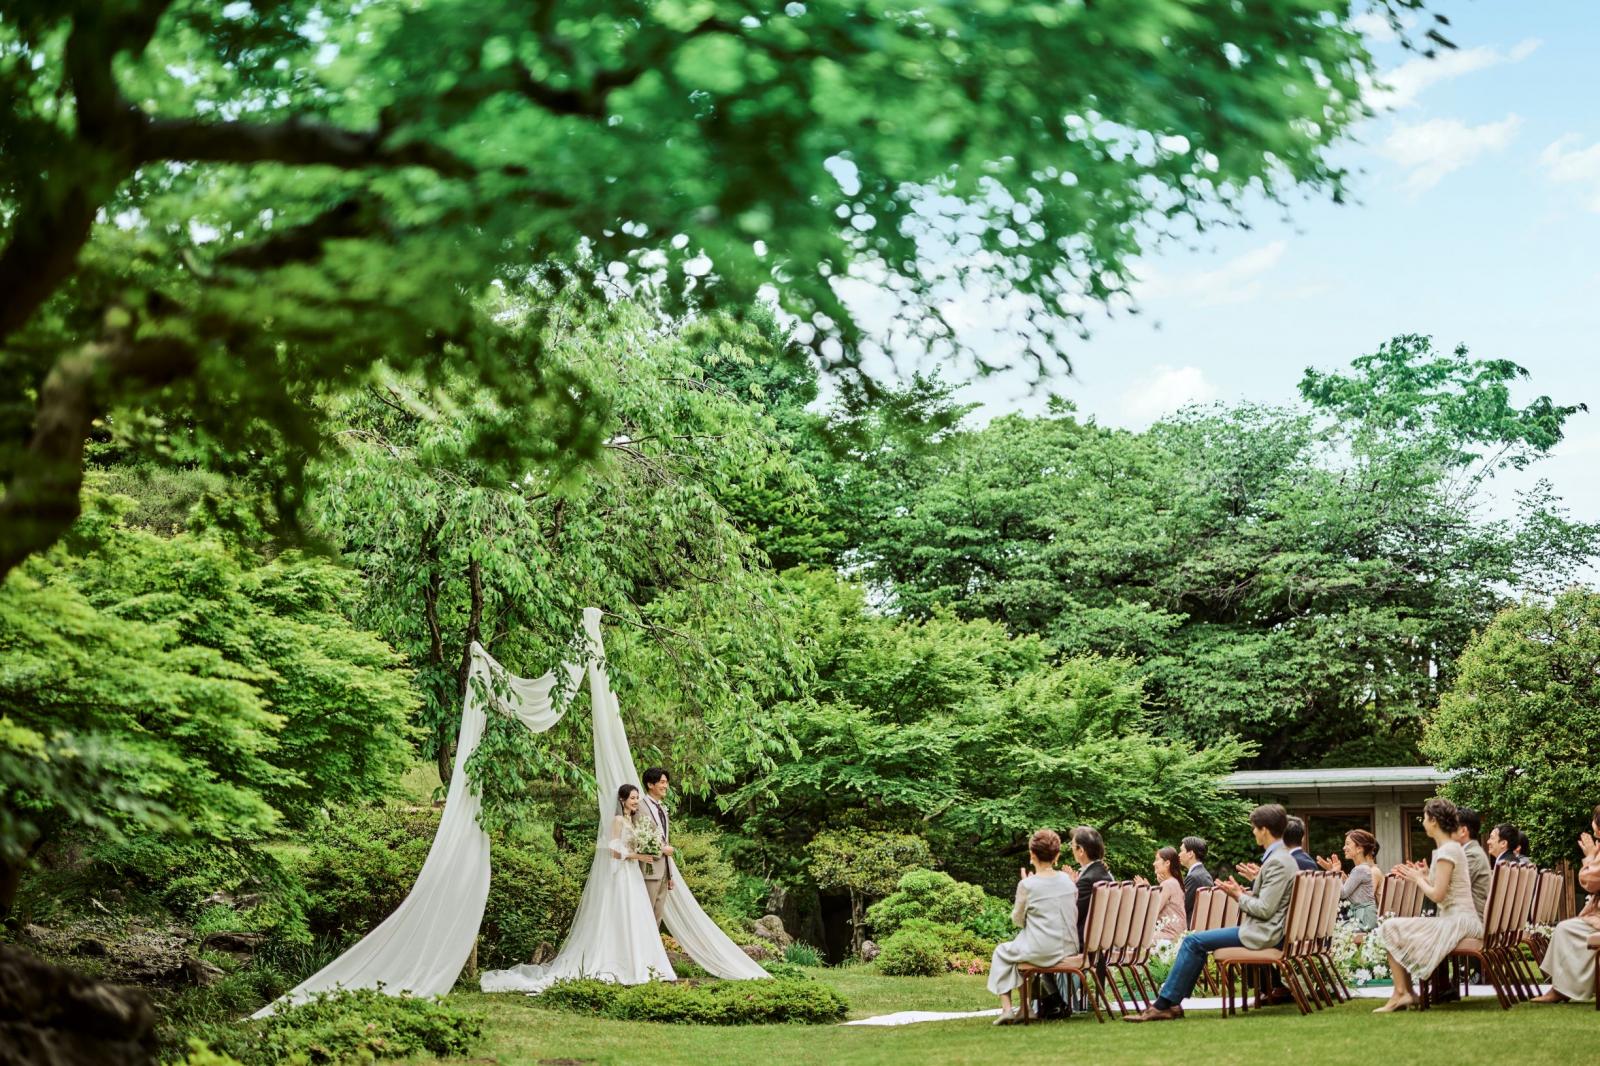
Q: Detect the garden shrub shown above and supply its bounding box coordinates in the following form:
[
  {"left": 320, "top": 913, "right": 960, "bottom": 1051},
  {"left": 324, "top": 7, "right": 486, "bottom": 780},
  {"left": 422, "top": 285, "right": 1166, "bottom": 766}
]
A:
[
  {"left": 761, "top": 961, "right": 813, "bottom": 980},
  {"left": 865, "top": 869, "right": 987, "bottom": 939},
  {"left": 189, "top": 988, "right": 482, "bottom": 1065},
  {"left": 536, "top": 978, "right": 623, "bottom": 1015},
  {"left": 876, "top": 924, "right": 947, "bottom": 977},
  {"left": 535, "top": 976, "right": 845, "bottom": 1025},
  {"left": 783, "top": 942, "right": 822, "bottom": 967}
]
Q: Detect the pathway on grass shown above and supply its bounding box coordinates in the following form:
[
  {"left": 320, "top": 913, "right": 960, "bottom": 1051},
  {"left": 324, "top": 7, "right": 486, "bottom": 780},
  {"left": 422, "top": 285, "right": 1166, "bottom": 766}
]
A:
[{"left": 843, "top": 985, "right": 1504, "bottom": 1026}]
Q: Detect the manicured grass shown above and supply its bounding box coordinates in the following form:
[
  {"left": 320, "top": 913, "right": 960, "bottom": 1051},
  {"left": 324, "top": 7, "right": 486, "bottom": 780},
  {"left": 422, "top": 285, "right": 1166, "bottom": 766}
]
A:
[{"left": 400, "top": 968, "right": 1599, "bottom": 1066}]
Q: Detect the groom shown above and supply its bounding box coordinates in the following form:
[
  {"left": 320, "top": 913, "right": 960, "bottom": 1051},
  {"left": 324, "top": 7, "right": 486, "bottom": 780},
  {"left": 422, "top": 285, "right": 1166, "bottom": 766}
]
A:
[{"left": 641, "top": 767, "right": 677, "bottom": 923}]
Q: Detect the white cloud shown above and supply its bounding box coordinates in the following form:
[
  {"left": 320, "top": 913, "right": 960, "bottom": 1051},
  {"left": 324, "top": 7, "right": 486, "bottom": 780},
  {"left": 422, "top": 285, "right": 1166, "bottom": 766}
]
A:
[
  {"left": 1120, "top": 365, "right": 1220, "bottom": 424},
  {"left": 1138, "top": 240, "right": 1289, "bottom": 307},
  {"left": 1539, "top": 135, "right": 1600, "bottom": 212},
  {"left": 1378, "top": 114, "right": 1521, "bottom": 193},
  {"left": 1369, "top": 38, "right": 1540, "bottom": 110}
]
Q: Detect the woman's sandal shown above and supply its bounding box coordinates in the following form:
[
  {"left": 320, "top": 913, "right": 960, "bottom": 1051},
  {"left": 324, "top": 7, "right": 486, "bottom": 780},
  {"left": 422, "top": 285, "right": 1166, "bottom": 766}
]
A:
[
  {"left": 993, "top": 1009, "right": 1020, "bottom": 1025},
  {"left": 1372, "top": 994, "right": 1416, "bottom": 1013}
]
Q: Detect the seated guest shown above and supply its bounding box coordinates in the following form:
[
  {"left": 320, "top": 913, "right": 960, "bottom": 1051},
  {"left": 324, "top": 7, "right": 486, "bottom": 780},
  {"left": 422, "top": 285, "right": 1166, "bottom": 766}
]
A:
[
  {"left": 1178, "top": 836, "right": 1214, "bottom": 922},
  {"left": 1134, "top": 847, "right": 1187, "bottom": 939},
  {"left": 1515, "top": 828, "right": 1534, "bottom": 866},
  {"left": 990, "top": 829, "right": 1079, "bottom": 1024},
  {"left": 1064, "top": 826, "right": 1113, "bottom": 941},
  {"left": 1373, "top": 798, "right": 1484, "bottom": 1013},
  {"left": 1284, "top": 816, "right": 1318, "bottom": 871},
  {"left": 1533, "top": 805, "right": 1600, "bottom": 1005},
  {"left": 1488, "top": 822, "right": 1523, "bottom": 867},
  {"left": 1125, "top": 805, "right": 1298, "bottom": 1023},
  {"left": 1318, "top": 829, "right": 1381, "bottom": 931},
  {"left": 1454, "top": 806, "right": 1491, "bottom": 917}
]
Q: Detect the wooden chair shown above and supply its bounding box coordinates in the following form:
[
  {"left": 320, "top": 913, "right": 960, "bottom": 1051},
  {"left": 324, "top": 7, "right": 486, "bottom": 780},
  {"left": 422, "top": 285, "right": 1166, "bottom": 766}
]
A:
[
  {"left": 1297, "top": 871, "right": 1350, "bottom": 1008},
  {"left": 1214, "top": 870, "right": 1320, "bottom": 1016},
  {"left": 1017, "top": 880, "right": 1119, "bottom": 1024},
  {"left": 1105, "top": 883, "right": 1162, "bottom": 1013},
  {"left": 1589, "top": 931, "right": 1600, "bottom": 1011},
  {"left": 1524, "top": 869, "right": 1566, "bottom": 963},
  {"left": 1382, "top": 873, "right": 1424, "bottom": 920},
  {"left": 1189, "top": 885, "right": 1239, "bottom": 995},
  {"left": 1422, "top": 862, "right": 1538, "bottom": 1010}
]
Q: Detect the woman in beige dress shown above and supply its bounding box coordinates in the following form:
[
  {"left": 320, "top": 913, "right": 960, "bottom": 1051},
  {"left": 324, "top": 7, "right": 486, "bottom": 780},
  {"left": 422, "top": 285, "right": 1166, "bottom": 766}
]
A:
[
  {"left": 1135, "top": 846, "right": 1187, "bottom": 940},
  {"left": 1534, "top": 805, "right": 1600, "bottom": 1004},
  {"left": 1374, "top": 798, "right": 1484, "bottom": 1013},
  {"left": 990, "top": 828, "right": 1079, "bottom": 1024}
]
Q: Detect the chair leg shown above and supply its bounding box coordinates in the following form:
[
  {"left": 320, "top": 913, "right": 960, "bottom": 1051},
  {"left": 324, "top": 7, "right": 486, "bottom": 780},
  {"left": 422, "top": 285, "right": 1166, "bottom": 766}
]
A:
[
  {"left": 1018, "top": 972, "right": 1032, "bottom": 1024},
  {"left": 1083, "top": 971, "right": 1109, "bottom": 1024}
]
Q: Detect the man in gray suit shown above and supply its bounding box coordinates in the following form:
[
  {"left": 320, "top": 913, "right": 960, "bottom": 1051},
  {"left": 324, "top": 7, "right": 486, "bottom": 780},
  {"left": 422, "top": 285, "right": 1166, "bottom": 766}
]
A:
[{"left": 1126, "top": 804, "right": 1298, "bottom": 1022}]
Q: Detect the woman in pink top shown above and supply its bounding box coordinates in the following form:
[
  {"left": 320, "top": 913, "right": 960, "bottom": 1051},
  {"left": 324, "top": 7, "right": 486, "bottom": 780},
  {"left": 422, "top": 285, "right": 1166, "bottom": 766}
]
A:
[{"left": 1135, "top": 846, "right": 1189, "bottom": 940}]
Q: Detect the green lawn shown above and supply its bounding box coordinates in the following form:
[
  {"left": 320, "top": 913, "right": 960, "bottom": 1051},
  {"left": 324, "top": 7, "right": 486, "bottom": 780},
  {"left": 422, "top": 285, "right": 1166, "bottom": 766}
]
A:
[{"left": 401, "top": 969, "right": 1599, "bottom": 1066}]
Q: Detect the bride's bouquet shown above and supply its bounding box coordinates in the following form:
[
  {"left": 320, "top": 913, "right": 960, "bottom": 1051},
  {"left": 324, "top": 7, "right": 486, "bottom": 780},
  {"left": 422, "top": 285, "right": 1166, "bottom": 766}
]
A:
[{"left": 632, "top": 813, "right": 663, "bottom": 859}]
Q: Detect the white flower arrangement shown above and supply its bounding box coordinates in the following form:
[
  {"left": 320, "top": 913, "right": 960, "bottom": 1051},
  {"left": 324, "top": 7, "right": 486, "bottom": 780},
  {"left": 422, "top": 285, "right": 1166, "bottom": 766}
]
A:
[
  {"left": 1328, "top": 915, "right": 1390, "bottom": 987},
  {"left": 632, "top": 812, "right": 663, "bottom": 857}
]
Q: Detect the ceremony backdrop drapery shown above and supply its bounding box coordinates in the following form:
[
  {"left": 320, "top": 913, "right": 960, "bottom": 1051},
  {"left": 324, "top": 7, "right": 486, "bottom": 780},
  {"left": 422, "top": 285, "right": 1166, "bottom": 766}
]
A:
[{"left": 254, "top": 607, "right": 763, "bottom": 1018}]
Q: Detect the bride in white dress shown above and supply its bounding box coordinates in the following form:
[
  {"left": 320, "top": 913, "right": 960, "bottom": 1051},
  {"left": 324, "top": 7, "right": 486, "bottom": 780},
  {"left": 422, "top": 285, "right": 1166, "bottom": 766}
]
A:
[{"left": 480, "top": 783, "right": 675, "bottom": 992}]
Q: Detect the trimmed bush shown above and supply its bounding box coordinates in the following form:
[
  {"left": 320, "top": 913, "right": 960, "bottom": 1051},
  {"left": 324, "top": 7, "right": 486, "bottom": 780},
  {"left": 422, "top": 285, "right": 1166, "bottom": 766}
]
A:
[
  {"left": 534, "top": 977, "right": 845, "bottom": 1025},
  {"left": 866, "top": 869, "right": 986, "bottom": 938},
  {"left": 876, "top": 924, "right": 947, "bottom": 977},
  {"left": 761, "top": 961, "right": 813, "bottom": 980},
  {"left": 190, "top": 987, "right": 483, "bottom": 1065}
]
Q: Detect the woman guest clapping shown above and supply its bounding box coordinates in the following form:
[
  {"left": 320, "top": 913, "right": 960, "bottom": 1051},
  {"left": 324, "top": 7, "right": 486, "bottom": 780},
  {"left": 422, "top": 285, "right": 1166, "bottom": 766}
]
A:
[
  {"left": 1134, "top": 847, "right": 1188, "bottom": 940},
  {"left": 1373, "top": 799, "right": 1484, "bottom": 1013},
  {"left": 990, "top": 829, "right": 1080, "bottom": 1025},
  {"left": 1317, "top": 829, "right": 1382, "bottom": 931},
  {"left": 1533, "top": 805, "right": 1600, "bottom": 1004}
]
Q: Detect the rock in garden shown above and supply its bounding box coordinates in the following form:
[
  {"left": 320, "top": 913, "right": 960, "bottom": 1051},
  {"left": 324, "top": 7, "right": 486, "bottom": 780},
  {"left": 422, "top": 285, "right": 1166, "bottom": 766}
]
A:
[
  {"left": 752, "top": 915, "right": 793, "bottom": 950},
  {"left": 860, "top": 940, "right": 880, "bottom": 962},
  {"left": 179, "top": 958, "right": 225, "bottom": 987},
  {"left": 70, "top": 940, "right": 109, "bottom": 958},
  {"left": 0, "top": 944, "right": 157, "bottom": 1066},
  {"left": 201, "top": 931, "right": 265, "bottom": 954}
]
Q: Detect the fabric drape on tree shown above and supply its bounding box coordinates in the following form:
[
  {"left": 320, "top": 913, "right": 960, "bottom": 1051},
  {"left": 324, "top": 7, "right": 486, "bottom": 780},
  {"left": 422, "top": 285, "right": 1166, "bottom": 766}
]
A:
[{"left": 254, "top": 608, "right": 762, "bottom": 1018}]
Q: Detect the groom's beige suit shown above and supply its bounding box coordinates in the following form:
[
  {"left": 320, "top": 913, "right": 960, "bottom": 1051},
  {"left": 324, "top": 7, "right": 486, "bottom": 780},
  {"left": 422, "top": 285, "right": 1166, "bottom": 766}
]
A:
[{"left": 641, "top": 794, "right": 674, "bottom": 923}]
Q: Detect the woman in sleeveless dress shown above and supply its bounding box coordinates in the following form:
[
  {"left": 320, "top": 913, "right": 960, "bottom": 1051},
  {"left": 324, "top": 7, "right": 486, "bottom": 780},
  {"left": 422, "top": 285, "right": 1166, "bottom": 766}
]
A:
[
  {"left": 1374, "top": 798, "right": 1484, "bottom": 1012},
  {"left": 991, "top": 829, "right": 1080, "bottom": 1024}
]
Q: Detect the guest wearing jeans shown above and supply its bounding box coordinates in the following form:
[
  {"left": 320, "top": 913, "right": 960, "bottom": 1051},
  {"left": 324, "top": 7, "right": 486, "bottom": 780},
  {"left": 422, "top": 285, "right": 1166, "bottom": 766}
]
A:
[
  {"left": 1179, "top": 836, "right": 1214, "bottom": 923},
  {"left": 1125, "top": 805, "right": 1298, "bottom": 1023}
]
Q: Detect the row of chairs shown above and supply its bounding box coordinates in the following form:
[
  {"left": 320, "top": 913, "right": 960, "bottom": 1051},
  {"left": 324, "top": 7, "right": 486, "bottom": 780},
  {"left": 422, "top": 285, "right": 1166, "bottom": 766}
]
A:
[
  {"left": 1015, "top": 881, "right": 1165, "bottom": 1023},
  {"left": 1212, "top": 871, "right": 1352, "bottom": 1015},
  {"left": 1421, "top": 863, "right": 1569, "bottom": 1010}
]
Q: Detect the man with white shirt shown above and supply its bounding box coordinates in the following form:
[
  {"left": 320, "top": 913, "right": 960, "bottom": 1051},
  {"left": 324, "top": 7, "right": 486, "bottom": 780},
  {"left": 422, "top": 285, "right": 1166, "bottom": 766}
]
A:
[{"left": 640, "top": 767, "right": 677, "bottom": 923}]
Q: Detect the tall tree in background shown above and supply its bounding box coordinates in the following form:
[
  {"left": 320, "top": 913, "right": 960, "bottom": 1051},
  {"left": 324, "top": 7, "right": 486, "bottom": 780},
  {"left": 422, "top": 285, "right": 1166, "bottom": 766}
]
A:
[
  {"left": 844, "top": 338, "right": 1596, "bottom": 766},
  {"left": 4, "top": 0, "right": 1406, "bottom": 577},
  {"left": 314, "top": 303, "right": 809, "bottom": 799}
]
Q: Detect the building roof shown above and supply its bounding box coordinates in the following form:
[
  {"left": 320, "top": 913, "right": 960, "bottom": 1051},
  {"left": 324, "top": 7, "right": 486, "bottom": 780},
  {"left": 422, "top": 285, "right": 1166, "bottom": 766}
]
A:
[{"left": 1221, "top": 766, "right": 1458, "bottom": 791}]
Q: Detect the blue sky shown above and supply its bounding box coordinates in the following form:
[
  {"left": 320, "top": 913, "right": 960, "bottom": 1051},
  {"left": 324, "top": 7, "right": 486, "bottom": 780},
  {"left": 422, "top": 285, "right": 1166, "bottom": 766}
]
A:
[{"left": 930, "top": 1, "right": 1600, "bottom": 528}]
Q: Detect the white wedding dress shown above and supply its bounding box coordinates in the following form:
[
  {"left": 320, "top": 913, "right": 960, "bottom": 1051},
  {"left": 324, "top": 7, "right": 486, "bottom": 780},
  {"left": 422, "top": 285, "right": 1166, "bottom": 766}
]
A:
[{"left": 253, "top": 607, "right": 762, "bottom": 1018}]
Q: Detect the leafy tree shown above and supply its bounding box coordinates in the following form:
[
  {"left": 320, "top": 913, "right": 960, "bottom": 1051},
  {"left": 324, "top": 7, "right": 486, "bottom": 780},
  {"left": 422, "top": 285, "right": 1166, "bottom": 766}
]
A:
[
  {"left": 3, "top": 0, "right": 1401, "bottom": 578},
  {"left": 728, "top": 571, "right": 1247, "bottom": 898},
  {"left": 806, "top": 828, "right": 934, "bottom": 956},
  {"left": 0, "top": 488, "right": 416, "bottom": 913},
  {"left": 1424, "top": 589, "right": 1600, "bottom": 865},
  {"left": 312, "top": 303, "right": 809, "bottom": 808},
  {"left": 841, "top": 340, "right": 1597, "bottom": 765}
]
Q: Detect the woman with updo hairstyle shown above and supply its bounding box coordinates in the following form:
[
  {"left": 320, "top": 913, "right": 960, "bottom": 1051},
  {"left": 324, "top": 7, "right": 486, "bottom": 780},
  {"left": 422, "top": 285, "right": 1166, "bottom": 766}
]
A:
[
  {"left": 606, "top": 784, "right": 657, "bottom": 867},
  {"left": 1373, "top": 797, "right": 1483, "bottom": 1012},
  {"left": 1317, "top": 828, "right": 1382, "bottom": 930},
  {"left": 988, "top": 829, "right": 1079, "bottom": 1024}
]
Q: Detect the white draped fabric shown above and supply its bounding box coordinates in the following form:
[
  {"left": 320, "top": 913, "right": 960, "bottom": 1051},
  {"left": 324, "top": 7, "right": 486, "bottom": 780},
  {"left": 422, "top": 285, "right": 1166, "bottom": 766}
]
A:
[{"left": 254, "top": 607, "right": 763, "bottom": 1018}]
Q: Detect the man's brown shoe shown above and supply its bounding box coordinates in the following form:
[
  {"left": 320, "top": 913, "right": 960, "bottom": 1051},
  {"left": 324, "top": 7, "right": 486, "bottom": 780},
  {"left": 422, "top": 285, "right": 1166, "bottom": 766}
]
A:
[
  {"left": 1124, "top": 1005, "right": 1184, "bottom": 1022},
  {"left": 1257, "top": 987, "right": 1295, "bottom": 1007}
]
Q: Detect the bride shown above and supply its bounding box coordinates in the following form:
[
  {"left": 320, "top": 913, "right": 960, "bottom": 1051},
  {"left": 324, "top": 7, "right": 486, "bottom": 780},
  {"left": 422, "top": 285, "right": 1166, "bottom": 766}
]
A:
[{"left": 480, "top": 782, "right": 675, "bottom": 992}]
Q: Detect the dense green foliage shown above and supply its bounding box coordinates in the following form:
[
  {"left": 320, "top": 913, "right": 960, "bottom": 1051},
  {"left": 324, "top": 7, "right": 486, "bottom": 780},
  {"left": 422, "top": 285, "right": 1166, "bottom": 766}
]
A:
[
  {"left": 735, "top": 575, "right": 1248, "bottom": 896},
  {"left": 865, "top": 870, "right": 994, "bottom": 941},
  {"left": 1, "top": 0, "right": 1393, "bottom": 583},
  {"left": 0, "top": 489, "right": 416, "bottom": 910},
  {"left": 1425, "top": 589, "right": 1600, "bottom": 865},
  {"left": 535, "top": 975, "right": 847, "bottom": 1025},
  {"left": 842, "top": 339, "right": 1595, "bottom": 766},
  {"left": 192, "top": 988, "right": 483, "bottom": 1065}
]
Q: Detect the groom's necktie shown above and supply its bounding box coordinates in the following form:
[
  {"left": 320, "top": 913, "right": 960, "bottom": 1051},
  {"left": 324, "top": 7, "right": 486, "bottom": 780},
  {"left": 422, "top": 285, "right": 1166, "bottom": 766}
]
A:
[{"left": 650, "top": 798, "right": 668, "bottom": 841}]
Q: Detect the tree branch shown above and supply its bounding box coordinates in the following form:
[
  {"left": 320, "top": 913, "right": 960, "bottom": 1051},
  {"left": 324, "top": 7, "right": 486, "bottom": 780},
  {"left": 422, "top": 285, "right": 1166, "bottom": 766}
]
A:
[
  {"left": 0, "top": 304, "right": 198, "bottom": 580},
  {"left": 139, "top": 116, "right": 479, "bottom": 177}
]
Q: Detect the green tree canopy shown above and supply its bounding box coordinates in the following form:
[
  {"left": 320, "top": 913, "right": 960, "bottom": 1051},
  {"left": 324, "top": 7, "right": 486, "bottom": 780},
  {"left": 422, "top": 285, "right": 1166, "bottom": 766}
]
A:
[
  {"left": 0, "top": 487, "right": 417, "bottom": 912},
  {"left": 4, "top": 0, "right": 1400, "bottom": 578},
  {"left": 1425, "top": 589, "right": 1600, "bottom": 865}
]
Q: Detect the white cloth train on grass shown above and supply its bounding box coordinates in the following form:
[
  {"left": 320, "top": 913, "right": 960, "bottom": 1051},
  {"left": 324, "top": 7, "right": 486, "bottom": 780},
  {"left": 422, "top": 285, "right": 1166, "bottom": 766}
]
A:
[{"left": 253, "top": 607, "right": 765, "bottom": 1017}]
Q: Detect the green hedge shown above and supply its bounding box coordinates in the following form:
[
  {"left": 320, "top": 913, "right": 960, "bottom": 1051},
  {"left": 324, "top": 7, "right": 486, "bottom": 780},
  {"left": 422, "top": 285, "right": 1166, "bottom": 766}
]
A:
[
  {"left": 190, "top": 988, "right": 483, "bottom": 1065},
  {"left": 535, "top": 977, "right": 846, "bottom": 1025},
  {"left": 877, "top": 919, "right": 991, "bottom": 977}
]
